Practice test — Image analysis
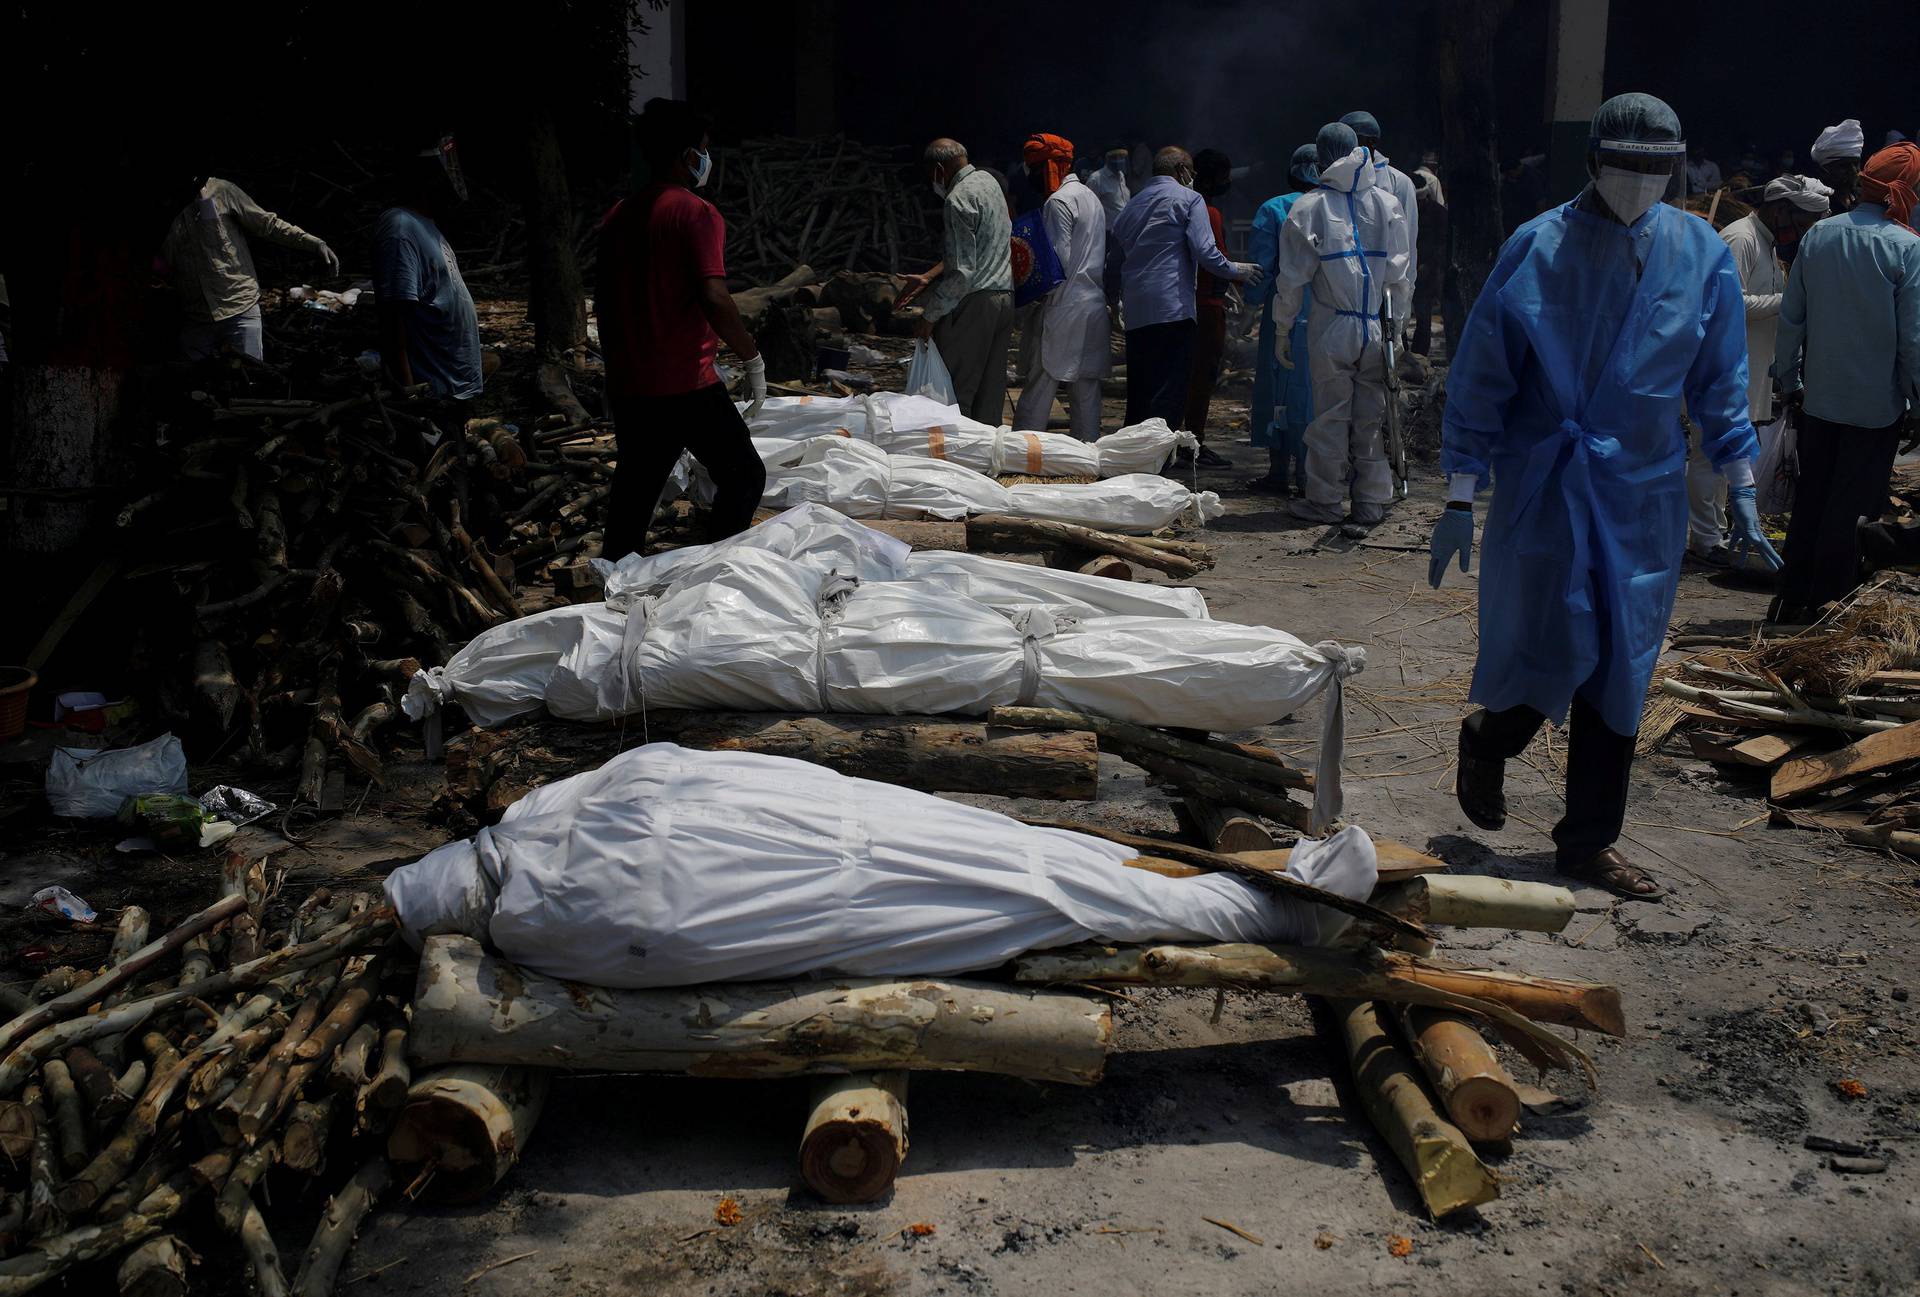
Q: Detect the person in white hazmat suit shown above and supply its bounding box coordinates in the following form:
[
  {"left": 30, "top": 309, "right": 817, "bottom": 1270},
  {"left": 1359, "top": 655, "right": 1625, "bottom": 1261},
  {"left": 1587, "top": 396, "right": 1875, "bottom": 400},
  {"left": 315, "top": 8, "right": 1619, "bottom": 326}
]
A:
[
  {"left": 1341, "top": 110, "right": 1420, "bottom": 318},
  {"left": 1013, "top": 132, "right": 1112, "bottom": 440},
  {"left": 1270, "top": 121, "right": 1413, "bottom": 526}
]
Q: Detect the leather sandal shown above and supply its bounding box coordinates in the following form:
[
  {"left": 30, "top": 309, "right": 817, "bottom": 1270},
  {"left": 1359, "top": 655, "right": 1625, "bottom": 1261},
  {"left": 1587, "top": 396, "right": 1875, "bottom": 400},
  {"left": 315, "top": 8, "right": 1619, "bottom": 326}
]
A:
[{"left": 1559, "top": 846, "right": 1664, "bottom": 901}]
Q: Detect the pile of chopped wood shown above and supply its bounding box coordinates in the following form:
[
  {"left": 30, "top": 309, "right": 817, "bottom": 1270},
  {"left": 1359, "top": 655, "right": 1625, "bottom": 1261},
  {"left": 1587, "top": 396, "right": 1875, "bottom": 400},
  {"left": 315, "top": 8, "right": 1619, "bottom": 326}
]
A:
[
  {"left": 1649, "top": 583, "right": 1920, "bottom": 855},
  {"left": 710, "top": 136, "right": 941, "bottom": 284},
  {"left": 95, "top": 352, "right": 620, "bottom": 812},
  {"left": 0, "top": 852, "right": 410, "bottom": 1294}
]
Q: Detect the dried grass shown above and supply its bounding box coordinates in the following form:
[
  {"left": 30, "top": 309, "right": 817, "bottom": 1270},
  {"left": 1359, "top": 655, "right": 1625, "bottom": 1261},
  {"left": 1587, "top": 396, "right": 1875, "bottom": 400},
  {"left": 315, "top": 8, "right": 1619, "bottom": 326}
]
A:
[{"left": 1748, "top": 590, "right": 1920, "bottom": 697}]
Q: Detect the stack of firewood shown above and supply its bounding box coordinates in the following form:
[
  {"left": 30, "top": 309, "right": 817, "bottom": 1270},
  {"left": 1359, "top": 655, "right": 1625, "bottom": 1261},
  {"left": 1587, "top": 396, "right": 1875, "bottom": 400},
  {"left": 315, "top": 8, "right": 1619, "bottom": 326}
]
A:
[
  {"left": 108, "top": 357, "right": 620, "bottom": 811},
  {"left": 0, "top": 851, "right": 407, "bottom": 1294},
  {"left": 710, "top": 137, "right": 941, "bottom": 283}
]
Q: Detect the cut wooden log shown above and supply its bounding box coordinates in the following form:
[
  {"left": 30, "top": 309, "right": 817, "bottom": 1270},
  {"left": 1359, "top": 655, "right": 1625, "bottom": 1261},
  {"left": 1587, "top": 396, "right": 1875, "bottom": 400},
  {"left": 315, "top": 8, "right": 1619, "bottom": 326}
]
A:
[
  {"left": 385, "top": 1064, "right": 549, "bottom": 1205},
  {"left": 1071, "top": 554, "right": 1132, "bottom": 581},
  {"left": 291, "top": 1154, "right": 390, "bottom": 1297},
  {"left": 799, "top": 1072, "right": 907, "bottom": 1204},
  {"left": 0, "top": 1100, "right": 32, "bottom": 1165},
  {"left": 0, "top": 1173, "right": 193, "bottom": 1296},
  {"left": 646, "top": 711, "right": 1098, "bottom": 801},
  {"left": 215, "top": 1141, "right": 278, "bottom": 1235},
  {"left": 40, "top": 1061, "right": 89, "bottom": 1175},
  {"left": 234, "top": 1196, "right": 288, "bottom": 1297},
  {"left": 62, "top": 1046, "right": 127, "bottom": 1140},
  {"left": 1331, "top": 1000, "right": 1497, "bottom": 1218},
  {"left": 967, "top": 514, "right": 1206, "bottom": 576},
  {"left": 54, "top": 1054, "right": 193, "bottom": 1215},
  {"left": 1772, "top": 719, "right": 1920, "bottom": 800},
  {"left": 327, "top": 1022, "right": 378, "bottom": 1097},
  {"left": 116, "top": 1233, "right": 190, "bottom": 1297},
  {"left": 282, "top": 1095, "right": 336, "bottom": 1174},
  {"left": 1013, "top": 942, "right": 1619, "bottom": 1045},
  {"left": 1367, "top": 876, "right": 1575, "bottom": 935},
  {"left": 21, "top": 1086, "right": 57, "bottom": 1236},
  {"left": 361, "top": 1020, "right": 411, "bottom": 1119},
  {"left": 410, "top": 935, "right": 1112, "bottom": 1085},
  {"left": 1128, "top": 751, "right": 1311, "bottom": 830},
  {"left": 1392, "top": 1006, "right": 1522, "bottom": 1144},
  {"left": 988, "top": 705, "right": 1314, "bottom": 792},
  {"left": 1183, "top": 797, "right": 1276, "bottom": 853}
]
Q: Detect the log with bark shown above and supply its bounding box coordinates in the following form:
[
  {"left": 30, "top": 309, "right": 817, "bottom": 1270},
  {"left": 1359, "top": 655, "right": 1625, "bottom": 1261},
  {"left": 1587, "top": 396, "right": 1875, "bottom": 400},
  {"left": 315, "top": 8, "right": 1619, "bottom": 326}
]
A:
[
  {"left": 1365, "top": 875, "right": 1576, "bottom": 935},
  {"left": 385, "top": 1065, "right": 549, "bottom": 1205},
  {"left": 966, "top": 515, "right": 1209, "bottom": 574},
  {"left": 116, "top": 1233, "right": 191, "bottom": 1297},
  {"left": 1390, "top": 1006, "right": 1522, "bottom": 1145},
  {"left": 409, "top": 935, "right": 1113, "bottom": 1085},
  {"left": 1183, "top": 798, "right": 1276, "bottom": 853},
  {"left": 799, "top": 1072, "right": 908, "bottom": 1204},
  {"left": 1331, "top": 1000, "right": 1498, "bottom": 1218},
  {"left": 291, "top": 1155, "right": 390, "bottom": 1297}
]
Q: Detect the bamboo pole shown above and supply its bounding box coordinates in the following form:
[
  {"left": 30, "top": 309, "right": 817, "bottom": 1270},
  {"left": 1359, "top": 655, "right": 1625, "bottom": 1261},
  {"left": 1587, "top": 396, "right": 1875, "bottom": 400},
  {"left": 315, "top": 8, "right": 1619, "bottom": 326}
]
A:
[
  {"left": 1332, "top": 1000, "right": 1497, "bottom": 1218},
  {"left": 799, "top": 1072, "right": 907, "bottom": 1204}
]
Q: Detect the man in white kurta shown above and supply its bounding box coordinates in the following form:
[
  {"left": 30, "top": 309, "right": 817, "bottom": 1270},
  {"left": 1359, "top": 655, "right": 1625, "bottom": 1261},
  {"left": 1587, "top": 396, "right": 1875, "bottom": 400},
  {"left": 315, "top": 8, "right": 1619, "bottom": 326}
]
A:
[
  {"left": 1687, "top": 174, "right": 1832, "bottom": 559},
  {"left": 1014, "top": 143, "right": 1111, "bottom": 441}
]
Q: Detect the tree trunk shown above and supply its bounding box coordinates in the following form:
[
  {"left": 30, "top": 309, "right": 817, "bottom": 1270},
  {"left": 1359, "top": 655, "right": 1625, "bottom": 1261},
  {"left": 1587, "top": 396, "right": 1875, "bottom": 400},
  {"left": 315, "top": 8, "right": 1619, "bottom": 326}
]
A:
[
  {"left": 1437, "top": 0, "right": 1513, "bottom": 354},
  {"left": 410, "top": 935, "right": 1113, "bottom": 1085},
  {"left": 799, "top": 1072, "right": 907, "bottom": 1204},
  {"left": 1391, "top": 1005, "right": 1521, "bottom": 1144},
  {"left": 1330, "top": 1000, "right": 1497, "bottom": 1218},
  {"left": 524, "top": 107, "right": 588, "bottom": 367},
  {"left": 385, "top": 1065, "right": 550, "bottom": 1205},
  {"left": 7, "top": 365, "right": 126, "bottom": 555}
]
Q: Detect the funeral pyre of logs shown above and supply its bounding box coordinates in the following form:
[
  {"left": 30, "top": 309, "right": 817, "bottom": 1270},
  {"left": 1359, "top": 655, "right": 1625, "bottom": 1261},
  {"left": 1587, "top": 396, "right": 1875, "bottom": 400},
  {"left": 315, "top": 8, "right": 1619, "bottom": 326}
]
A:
[
  {"left": 0, "top": 849, "right": 485, "bottom": 1295},
  {"left": 108, "top": 352, "right": 622, "bottom": 813}
]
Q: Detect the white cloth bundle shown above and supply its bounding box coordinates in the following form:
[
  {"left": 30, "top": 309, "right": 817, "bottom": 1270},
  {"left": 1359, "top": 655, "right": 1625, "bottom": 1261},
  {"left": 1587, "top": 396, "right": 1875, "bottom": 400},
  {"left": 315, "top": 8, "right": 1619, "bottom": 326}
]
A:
[
  {"left": 407, "top": 506, "right": 1363, "bottom": 824},
  {"left": 383, "top": 743, "right": 1379, "bottom": 987}
]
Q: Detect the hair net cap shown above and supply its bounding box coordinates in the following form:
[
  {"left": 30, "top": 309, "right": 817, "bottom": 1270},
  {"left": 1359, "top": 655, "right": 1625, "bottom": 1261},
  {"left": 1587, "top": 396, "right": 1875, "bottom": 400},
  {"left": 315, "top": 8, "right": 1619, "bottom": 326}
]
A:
[
  {"left": 1317, "top": 122, "right": 1359, "bottom": 171},
  {"left": 1290, "top": 143, "right": 1321, "bottom": 185},
  {"left": 1811, "top": 119, "right": 1865, "bottom": 163},
  {"left": 1763, "top": 173, "right": 1834, "bottom": 213},
  {"left": 1340, "top": 110, "right": 1382, "bottom": 139},
  {"left": 1589, "top": 92, "right": 1685, "bottom": 155}
]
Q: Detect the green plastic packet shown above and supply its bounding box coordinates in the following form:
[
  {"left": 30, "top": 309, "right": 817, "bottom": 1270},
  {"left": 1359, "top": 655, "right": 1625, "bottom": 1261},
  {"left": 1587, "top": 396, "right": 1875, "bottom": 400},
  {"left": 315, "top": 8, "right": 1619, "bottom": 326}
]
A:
[{"left": 116, "top": 794, "right": 236, "bottom": 850}]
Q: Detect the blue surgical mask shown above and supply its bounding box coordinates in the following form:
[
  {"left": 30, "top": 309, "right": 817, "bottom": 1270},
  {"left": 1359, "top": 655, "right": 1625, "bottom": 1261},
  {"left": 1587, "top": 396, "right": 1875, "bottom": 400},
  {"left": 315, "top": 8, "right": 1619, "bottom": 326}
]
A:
[{"left": 689, "top": 148, "right": 713, "bottom": 188}]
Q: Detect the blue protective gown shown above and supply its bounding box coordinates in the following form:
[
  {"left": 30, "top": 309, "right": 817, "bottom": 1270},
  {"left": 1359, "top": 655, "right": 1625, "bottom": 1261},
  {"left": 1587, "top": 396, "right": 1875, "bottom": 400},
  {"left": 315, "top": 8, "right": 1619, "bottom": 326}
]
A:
[
  {"left": 1442, "top": 198, "right": 1758, "bottom": 737},
  {"left": 1249, "top": 192, "right": 1314, "bottom": 462}
]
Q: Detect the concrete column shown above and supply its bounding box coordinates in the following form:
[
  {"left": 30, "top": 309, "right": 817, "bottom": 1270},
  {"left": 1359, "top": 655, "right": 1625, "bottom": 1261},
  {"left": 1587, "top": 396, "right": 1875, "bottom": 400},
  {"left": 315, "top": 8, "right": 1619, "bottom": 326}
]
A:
[{"left": 1544, "top": 0, "right": 1609, "bottom": 204}]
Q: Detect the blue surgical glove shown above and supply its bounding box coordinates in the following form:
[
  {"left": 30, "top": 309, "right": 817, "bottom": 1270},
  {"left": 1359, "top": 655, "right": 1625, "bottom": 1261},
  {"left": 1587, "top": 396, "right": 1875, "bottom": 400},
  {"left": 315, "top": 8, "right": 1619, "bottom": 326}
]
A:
[
  {"left": 1727, "top": 484, "right": 1783, "bottom": 572},
  {"left": 1428, "top": 504, "right": 1473, "bottom": 588}
]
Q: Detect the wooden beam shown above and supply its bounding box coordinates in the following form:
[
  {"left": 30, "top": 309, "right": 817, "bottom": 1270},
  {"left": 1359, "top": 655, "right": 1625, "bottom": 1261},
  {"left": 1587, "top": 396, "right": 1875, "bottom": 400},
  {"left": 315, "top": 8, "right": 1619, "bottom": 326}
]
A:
[{"left": 1772, "top": 720, "right": 1920, "bottom": 800}]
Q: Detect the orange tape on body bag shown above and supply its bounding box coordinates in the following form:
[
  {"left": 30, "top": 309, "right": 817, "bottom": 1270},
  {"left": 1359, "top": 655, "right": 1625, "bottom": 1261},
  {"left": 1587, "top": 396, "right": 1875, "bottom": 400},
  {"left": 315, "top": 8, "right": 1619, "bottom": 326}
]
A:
[
  {"left": 1024, "top": 432, "right": 1045, "bottom": 475},
  {"left": 927, "top": 427, "right": 948, "bottom": 460}
]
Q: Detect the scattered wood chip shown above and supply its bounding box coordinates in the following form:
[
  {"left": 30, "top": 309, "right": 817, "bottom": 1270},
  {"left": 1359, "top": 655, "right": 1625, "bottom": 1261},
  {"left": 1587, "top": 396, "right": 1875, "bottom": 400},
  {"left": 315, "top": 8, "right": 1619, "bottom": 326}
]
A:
[
  {"left": 464, "top": 1251, "right": 538, "bottom": 1285},
  {"left": 1637, "top": 1241, "right": 1666, "bottom": 1270},
  {"left": 1203, "top": 1217, "right": 1264, "bottom": 1246}
]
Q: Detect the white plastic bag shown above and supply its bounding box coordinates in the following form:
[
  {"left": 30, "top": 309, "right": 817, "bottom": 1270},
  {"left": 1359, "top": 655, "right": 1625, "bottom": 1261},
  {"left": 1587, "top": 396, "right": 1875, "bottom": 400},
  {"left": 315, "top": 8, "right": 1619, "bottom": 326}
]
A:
[
  {"left": 383, "top": 743, "right": 1380, "bottom": 987},
  {"left": 46, "top": 734, "right": 189, "bottom": 819},
  {"left": 904, "top": 339, "right": 957, "bottom": 405}
]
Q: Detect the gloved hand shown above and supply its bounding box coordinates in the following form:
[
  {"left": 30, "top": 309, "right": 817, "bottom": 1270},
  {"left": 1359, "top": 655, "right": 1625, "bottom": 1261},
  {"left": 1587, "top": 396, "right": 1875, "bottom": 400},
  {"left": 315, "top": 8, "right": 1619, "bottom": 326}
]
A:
[
  {"left": 317, "top": 242, "right": 340, "bottom": 277},
  {"left": 1428, "top": 504, "right": 1473, "bottom": 588},
  {"left": 1234, "top": 262, "right": 1267, "bottom": 290},
  {"left": 1726, "top": 484, "right": 1784, "bottom": 571},
  {"left": 1274, "top": 326, "right": 1294, "bottom": 371},
  {"left": 738, "top": 352, "right": 768, "bottom": 419}
]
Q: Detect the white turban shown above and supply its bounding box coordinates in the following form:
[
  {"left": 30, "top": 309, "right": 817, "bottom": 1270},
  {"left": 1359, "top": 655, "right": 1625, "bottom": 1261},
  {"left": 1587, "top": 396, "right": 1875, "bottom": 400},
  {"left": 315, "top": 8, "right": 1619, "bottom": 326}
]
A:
[
  {"left": 1811, "top": 119, "right": 1865, "bottom": 163},
  {"left": 1763, "top": 174, "right": 1835, "bottom": 213}
]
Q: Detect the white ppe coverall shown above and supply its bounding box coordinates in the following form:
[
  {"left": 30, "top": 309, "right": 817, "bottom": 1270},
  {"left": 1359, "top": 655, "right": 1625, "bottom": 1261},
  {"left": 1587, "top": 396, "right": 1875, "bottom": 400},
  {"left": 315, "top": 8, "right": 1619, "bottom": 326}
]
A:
[
  {"left": 1271, "top": 148, "right": 1412, "bottom": 523},
  {"left": 1014, "top": 174, "right": 1112, "bottom": 441}
]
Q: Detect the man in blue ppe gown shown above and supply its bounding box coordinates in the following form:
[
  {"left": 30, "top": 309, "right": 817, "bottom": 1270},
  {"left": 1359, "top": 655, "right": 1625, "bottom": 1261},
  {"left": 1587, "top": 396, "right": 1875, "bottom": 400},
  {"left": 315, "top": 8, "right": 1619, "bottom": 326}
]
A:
[
  {"left": 1428, "top": 93, "right": 1782, "bottom": 900},
  {"left": 1247, "top": 145, "right": 1320, "bottom": 495}
]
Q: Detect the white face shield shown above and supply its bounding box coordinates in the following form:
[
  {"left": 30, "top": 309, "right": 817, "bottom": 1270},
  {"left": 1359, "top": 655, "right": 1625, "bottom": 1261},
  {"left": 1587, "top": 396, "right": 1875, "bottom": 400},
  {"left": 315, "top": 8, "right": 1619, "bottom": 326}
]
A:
[{"left": 1591, "top": 136, "right": 1685, "bottom": 225}]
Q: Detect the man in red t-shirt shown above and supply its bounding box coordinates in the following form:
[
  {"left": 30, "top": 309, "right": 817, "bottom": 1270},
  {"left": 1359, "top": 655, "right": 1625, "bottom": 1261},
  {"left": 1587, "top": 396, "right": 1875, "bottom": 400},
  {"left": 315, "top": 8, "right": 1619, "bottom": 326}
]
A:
[
  {"left": 1181, "top": 149, "right": 1235, "bottom": 466},
  {"left": 597, "top": 98, "right": 767, "bottom": 559}
]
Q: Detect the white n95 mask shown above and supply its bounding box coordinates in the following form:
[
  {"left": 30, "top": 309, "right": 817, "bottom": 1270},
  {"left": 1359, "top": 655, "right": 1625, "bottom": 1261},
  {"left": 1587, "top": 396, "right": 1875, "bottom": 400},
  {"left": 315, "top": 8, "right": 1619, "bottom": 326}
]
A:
[{"left": 1595, "top": 166, "right": 1669, "bottom": 224}]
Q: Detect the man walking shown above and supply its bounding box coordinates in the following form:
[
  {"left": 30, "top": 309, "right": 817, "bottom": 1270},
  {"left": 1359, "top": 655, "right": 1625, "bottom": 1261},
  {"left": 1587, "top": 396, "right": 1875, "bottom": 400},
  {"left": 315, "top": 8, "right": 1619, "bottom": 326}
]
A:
[
  {"left": 375, "top": 137, "right": 481, "bottom": 403},
  {"left": 903, "top": 139, "right": 1015, "bottom": 426},
  {"left": 1104, "top": 146, "right": 1262, "bottom": 429},
  {"left": 163, "top": 174, "right": 339, "bottom": 361},
  {"left": 1012, "top": 133, "right": 1109, "bottom": 441},
  {"left": 1772, "top": 142, "right": 1920, "bottom": 622},
  {"left": 596, "top": 99, "right": 767, "bottom": 560},
  {"left": 1429, "top": 94, "right": 1778, "bottom": 901}
]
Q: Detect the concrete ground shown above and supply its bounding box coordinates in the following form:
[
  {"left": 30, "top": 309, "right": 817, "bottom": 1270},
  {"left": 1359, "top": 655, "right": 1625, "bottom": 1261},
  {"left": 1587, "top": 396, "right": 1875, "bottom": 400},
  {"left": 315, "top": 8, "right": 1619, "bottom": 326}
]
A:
[{"left": 6, "top": 377, "right": 1916, "bottom": 1296}]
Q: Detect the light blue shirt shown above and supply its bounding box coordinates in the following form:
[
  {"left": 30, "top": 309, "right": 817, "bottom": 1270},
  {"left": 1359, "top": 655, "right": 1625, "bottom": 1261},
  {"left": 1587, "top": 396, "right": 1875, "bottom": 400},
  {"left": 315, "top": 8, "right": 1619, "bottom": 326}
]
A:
[
  {"left": 1102, "top": 176, "right": 1241, "bottom": 329},
  {"left": 922, "top": 164, "right": 1014, "bottom": 323},
  {"left": 1775, "top": 202, "right": 1920, "bottom": 429},
  {"left": 374, "top": 207, "right": 483, "bottom": 400}
]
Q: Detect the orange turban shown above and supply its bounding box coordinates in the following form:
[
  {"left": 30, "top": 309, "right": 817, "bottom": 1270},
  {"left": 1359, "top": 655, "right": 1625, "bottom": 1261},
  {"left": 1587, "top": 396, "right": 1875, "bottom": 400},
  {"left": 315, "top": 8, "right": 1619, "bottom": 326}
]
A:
[
  {"left": 1860, "top": 142, "right": 1920, "bottom": 231},
  {"left": 1023, "top": 133, "right": 1075, "bottom": 195}
]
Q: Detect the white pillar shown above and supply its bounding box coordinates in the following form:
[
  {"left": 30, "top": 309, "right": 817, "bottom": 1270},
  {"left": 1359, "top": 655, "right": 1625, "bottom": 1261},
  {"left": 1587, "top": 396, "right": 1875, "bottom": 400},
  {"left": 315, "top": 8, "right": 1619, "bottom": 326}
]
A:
[{"left": 1544, "top": 0, "right": 1610, "bottom": 204}]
